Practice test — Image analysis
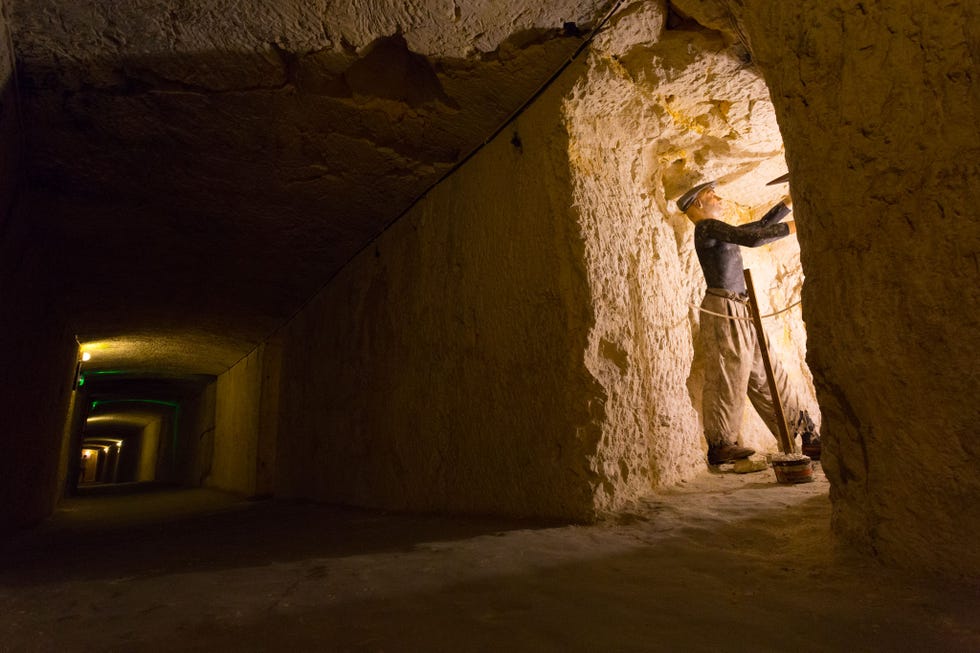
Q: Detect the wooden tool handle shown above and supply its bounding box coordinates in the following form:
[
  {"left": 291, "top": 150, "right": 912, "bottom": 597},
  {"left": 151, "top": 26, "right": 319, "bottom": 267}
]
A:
[{"left": 743, "top": 268, "right": 795, "bottom": 454}]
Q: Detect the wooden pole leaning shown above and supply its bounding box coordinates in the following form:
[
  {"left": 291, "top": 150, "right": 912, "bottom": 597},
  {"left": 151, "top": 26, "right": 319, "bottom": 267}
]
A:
[{"left": 743, "top": 268, "right": 795, "bottom": 454}]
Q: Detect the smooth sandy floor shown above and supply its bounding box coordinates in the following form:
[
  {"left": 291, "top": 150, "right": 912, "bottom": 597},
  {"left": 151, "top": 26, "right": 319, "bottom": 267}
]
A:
[{"left": 2, "top": 465, "right": 978, "bottom": 652}]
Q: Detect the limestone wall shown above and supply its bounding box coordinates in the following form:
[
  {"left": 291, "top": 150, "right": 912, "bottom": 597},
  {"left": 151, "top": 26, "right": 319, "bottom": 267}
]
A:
[
  {"left": 275, "top": 61, "right": 605, "bottom": 520},
  {"left": 564, "top": 2, "right": 818, "bottom": 498},
  {"left": 733, "top": 1, "right": 980, "bottom": 573},
  {"left": 210, "top": 343, "right": 279, "bottom": 495},
  {"left": 255, "top": 338, "right": 281, "bottom": 497},
  {"left": 0, "top": 0, "right": 77, "bottom": 530},
  {"left": 212, "top": 350, "right": 262, "bottom": 494},
  {"left": 10, "top": 0, "right": 612, "bottom": 372},
  {"left": 178, "top": 381, "right": 217, "bottom": 487},
  {"left": 137, "top": 418, "right": 162, "bottom": 482},
  {"left": 0, "top": 0, "right": 15, "bottom": 219}
]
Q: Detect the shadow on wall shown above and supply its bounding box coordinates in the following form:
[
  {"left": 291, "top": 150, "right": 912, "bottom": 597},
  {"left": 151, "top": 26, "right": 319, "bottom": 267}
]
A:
[
  {"left": 18, "top": 33, "right": 586, "bottom": 345},
  {"left": 0, "top": 64, "right": 80, "bottom": 530}
]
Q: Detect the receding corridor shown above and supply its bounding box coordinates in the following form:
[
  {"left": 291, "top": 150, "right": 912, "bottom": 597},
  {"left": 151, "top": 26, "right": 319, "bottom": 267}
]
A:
[{"left": 3, "top": 468, "right": 977, "bottom": 652}]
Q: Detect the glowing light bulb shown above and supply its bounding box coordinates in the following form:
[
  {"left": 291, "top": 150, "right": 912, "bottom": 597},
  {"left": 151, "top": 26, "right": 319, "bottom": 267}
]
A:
[{"left": 81, "top": 352, "right": 92, "bottom": 362}]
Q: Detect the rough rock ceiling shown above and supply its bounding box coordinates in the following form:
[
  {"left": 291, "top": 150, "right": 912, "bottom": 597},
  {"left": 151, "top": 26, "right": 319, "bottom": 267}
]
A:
[{"left": 11, "top": 0, "right": 611, "bottom": 375}]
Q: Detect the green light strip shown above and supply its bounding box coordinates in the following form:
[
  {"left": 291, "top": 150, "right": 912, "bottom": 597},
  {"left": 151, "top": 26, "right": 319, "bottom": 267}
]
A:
[
  {"left": 91, "top": 398, "right": 179, "bottom": 410},
  {"left": 78, "top": 370, "right": 135, "bottom": 388}
]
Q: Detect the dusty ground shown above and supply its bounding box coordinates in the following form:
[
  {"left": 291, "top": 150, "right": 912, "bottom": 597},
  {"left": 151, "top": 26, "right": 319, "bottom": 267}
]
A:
[{"left": 2, "top": 465, "right": 978, "bottom": 652}]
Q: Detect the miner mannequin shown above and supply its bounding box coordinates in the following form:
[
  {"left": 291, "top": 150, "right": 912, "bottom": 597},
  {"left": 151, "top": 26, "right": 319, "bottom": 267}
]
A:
[{"left": 679, "top": 180, "right": 819, "bottom": 465}]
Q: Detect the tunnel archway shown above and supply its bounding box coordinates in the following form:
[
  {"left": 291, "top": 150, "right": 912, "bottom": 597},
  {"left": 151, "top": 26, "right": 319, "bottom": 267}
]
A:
[{"left": 69, "top": 364, "right": 217, "bottom": 492}]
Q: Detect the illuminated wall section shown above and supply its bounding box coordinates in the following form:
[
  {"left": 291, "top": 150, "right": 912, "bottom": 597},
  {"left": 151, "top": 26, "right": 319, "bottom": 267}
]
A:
[
  {"left": 212, "top": 342, "right": 279, "bottom": 496},
  {"left": 138, "top": 419, "right": 162, "bottom": 482}
]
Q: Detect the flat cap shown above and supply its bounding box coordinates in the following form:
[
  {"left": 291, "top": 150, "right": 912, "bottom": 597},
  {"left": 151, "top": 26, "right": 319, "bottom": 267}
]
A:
[{"left": 677, "top": 180, "right": 716, "bottom": 212}]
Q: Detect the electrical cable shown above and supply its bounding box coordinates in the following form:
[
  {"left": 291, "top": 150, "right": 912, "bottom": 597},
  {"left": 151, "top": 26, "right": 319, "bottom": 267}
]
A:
[
  {"left": 227, "top": 0, "right": 629, "bottom": 372},
  {"left": 314, "top": 0, "right": 628, "bottom": 299}
]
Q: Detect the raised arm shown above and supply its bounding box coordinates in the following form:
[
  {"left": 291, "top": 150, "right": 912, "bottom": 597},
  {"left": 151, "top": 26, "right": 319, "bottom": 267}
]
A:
[
  {"left": 698, "top": 218, "right": 792, "bottom": 247},
  {"left": 758, "top": 200, "right": 791, "bottom": 226}
]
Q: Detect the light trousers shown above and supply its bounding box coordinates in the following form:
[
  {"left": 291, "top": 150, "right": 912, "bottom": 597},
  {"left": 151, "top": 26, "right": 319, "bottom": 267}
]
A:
[{"left": 698, "top": 291, "right": 802, "bottom": 448}]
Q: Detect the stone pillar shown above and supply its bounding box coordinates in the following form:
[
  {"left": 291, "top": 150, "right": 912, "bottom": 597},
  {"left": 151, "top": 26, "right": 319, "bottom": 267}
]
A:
[{"left": 741, "top": 0, "right": 980, "bottom": 574}]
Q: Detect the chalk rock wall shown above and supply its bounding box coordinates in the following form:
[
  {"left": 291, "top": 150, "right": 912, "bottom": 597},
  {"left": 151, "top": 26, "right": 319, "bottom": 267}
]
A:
[
  {"left": 723, "top": 1, "right": 980, "bottom": 573},
  {"left": 212, "top": 349, "right": 263, "bottom": 495},
  {"left": 0, "top": 0, "right": 78, "bottom": 530},
  {"left": 176, "top": 381, "right": 217, "bottom": 488},
  {"left": 0, "top": 0, "right": 15, "bottom": 221},
  {"left": 211, "top": 342, "right": 279, "bottom": 496},
  {"left": 10, "top": 0, "right": 611, "bottom": 375},
  {"left": 274, "top": 63, "right": 604, "bottom": 520},
  {"left": 565, "top": 0, "right": 818, "bottom": 500}
]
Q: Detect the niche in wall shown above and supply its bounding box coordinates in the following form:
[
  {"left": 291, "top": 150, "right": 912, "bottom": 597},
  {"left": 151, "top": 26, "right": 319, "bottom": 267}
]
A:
[{"left": 563, "top": 2, "right": 820, "bottom": 503}]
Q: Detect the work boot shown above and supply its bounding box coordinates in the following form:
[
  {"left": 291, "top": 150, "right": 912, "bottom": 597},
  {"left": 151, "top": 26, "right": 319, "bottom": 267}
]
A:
[
  {"left": 707, "top": 444, "right": 755, "bottom": 465},
  {"left": 802, "top": 437, "right": 822, "bottom": 461},
  {"left": 795, "top": 411, "right": 821, "bottom": 460}
]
